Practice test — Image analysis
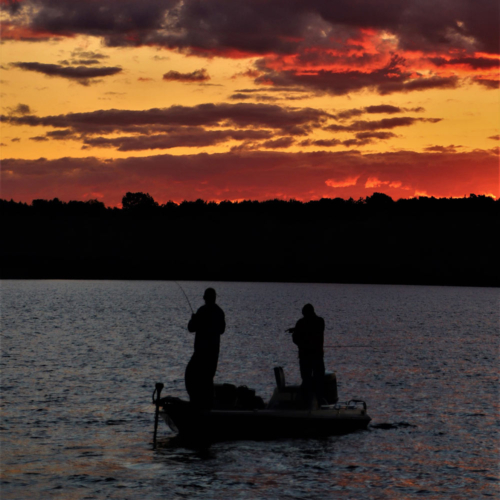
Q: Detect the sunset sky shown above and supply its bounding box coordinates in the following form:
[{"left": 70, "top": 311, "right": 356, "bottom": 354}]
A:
[{"left": 1, "top": 0, "right": 499, "bottom": 206}]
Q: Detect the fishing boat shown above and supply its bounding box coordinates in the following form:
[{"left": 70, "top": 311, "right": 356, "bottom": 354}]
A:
[{"left": 152, "top": 367, "right": 371, "bottom": 444}]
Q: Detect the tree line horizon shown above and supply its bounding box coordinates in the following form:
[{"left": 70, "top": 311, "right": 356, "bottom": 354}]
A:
[
  {"left": 1, "top": 191, "right": 498, "bottom": 286},
  {"left": 1, "top": 191, "right": 498, "bottom": 216}
]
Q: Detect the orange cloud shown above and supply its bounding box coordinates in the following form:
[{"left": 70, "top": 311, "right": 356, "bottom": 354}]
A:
[
  {"left": 365, "top": 177, "right": 407, "bottom": 189},
  {"left": 325, "top": 176, "right": 360, "bottom": 188}
]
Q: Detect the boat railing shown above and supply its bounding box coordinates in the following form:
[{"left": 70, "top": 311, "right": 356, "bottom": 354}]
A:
[{"left": 320, "top": 399, "right": 368, "bottom": 411}]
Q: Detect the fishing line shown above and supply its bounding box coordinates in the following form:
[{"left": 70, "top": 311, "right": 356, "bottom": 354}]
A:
[
  {"left": 174, "top": 281, "right": 194, "bottom": 314},
  {"left": 324, "top": 345, "right": 373, "bottom": 348},
  {"left": 324, "top": 344, "right": 406, "bottom": 348}
]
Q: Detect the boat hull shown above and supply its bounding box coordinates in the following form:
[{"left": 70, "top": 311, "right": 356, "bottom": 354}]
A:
[{"left": 160, "top": 398, "right": 371, "bottom": 442}]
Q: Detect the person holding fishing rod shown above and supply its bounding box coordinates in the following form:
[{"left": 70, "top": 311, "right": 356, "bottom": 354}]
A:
[
  {"left": 185, "top": 287, "right": 226, "bottom": 409},
  {"left": 286, "top": 304, "right": 325, "bottom": 409}
]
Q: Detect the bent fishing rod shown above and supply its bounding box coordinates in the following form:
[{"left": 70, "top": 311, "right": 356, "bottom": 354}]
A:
[{"left": 174, "top": 280, "right": 194, "bottom": 314}]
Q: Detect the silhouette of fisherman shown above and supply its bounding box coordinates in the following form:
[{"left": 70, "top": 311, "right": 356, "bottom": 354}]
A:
[
  {"left": 185, "top": 288, "right": 226, "bottom": 409},
  {"left": 287, "top": 304, "right": 325, "bottom": 408}
]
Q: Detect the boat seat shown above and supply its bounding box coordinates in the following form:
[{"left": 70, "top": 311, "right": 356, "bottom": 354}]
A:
[
  {"left": 274, "top": 366, "right": 285, "bottom": 390},
  {"left": 270, "top": 368, "right": 338, "bottom": 408},
  {"left": 268, "top": 367, "right": 303, "bottom": 409},
  {"left": 273, "top": 367, "right": 299, "bottom": 393}
]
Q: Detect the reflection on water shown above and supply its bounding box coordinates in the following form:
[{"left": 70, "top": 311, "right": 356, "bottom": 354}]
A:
[{"left": 1, "top": 280, "right": 499, "bottom": 499}]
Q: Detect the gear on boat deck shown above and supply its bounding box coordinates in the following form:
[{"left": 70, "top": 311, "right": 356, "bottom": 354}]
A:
[{"left": 153, "top": 367, "right": 371, "bottom": 443}]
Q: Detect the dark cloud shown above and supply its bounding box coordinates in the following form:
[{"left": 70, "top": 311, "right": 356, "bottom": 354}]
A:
[
  {"left": 230, "top": 93, "right": 253, "bottom": 101},
  {"left": 255, "top": 59, "right": 459, "bottom": 97},
  {"left": 342, "top": 131, "right": 399, "bottom": 147},
  {"left": 162, "top": 68, "right": 210, "bottom": 82},
  {"left": 83, "top": 129, "right": 273, "bottom": 151},
  {"left": 2, "top": 0, "right": 172, "bottom": 44},
  {"left": 7, "top": 103, "right": 32, "bottom": 116},
  {"left": 424, "top": 145, "right": 461, "bottom": 153},
  {"left": 355, "top": 132, "right": 397, "bottom": 140},
  {"left": 365, "top": 105, "right": 403, "bottom": 114},
  {"left": 473, "top": 78, "right": 499, "bottom": 89},
  {"left": 429, "top": 56, "right": 499, "bottom": 70},
  {"left": 46, "top": 129, "right": 79, "bottom": 140},
  {"left": 230, "top": 137, "right": 296, "bottom": 151},
  {"left": 2, "top": 103, "right": 331, "bottom": 135},
  {"left": 230, "top": 93, "right": 281, "bottom": 102},
  {"left": 234, "top": 87, "right": 308, "bottom": 94},
  {"left": 254, "top": 64, "right": 406, "bottom": 97},
  {"left": 300, "top": 139, "right": 342, "bottom": 147},
  {"left": 488, "top": 135, "right": 500, "bottom": 141},
  {"left": 333, "top": 104, "right": 422, "bottom": 121},
  {"left": 260, "top": 137, "right": 295, "bottom": 149},
  {"left": 231, "top": 69, "right": 262, "bottom": 79},
  {"left": 2, "top": 0, "right": 497, "bottom": 56},
  {"left": 326, "top": 117, "right": 442, "bottom": 132},
  {"left": 11, "top": 62, "right": 122, "bottom": 85},
  {"left": 378, "top": 76, "right": 459, "bottom": 95},
  {"left": 70, "top": 50, "right": 108, "bottom": 60},
  {"left": 334, "top": 109, "right": 364, "bottom": 120},
  {"left": 70, "top": 59, "right": 103, "bottom": 65},
  {"left": 342, "top": 138, "right": 372, "bottom": 147},
  {"left": 60, "top": 58, "right": 102, "bottom": 66}
]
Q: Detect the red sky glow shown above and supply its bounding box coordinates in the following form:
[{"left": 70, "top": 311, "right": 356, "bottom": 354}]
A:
[{"left": 1, "top": 0, "right": 498, "bottom": 205}]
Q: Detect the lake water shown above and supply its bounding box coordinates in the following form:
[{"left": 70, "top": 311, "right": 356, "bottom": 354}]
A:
[{"left": 1, "top": 280, "right": 498, "bottom": 499}]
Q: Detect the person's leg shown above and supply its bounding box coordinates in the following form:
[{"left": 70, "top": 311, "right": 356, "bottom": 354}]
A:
[
  {"left": 299, "top": 355, "right": 314, "bottom": 408},
  {"left": 198, "top": 350, "right": 219, "bottom": 409},
  {"left": 312, "top": 356, "right": 326, "bottom": 403},
  {"left": 206, "top": 348, "right": 220, "bottom": 380},
  {"left": 185, "top": 353, "right": 203, "bottom": 407}
]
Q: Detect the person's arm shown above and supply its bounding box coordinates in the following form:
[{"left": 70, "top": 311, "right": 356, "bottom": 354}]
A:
[{"left": 292, "top": 320, "right": 302, "bottom": 347}]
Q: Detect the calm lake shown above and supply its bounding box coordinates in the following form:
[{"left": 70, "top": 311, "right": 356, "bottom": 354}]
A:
[{"left": 1, "top": 280, "right": 498, "bottom": 499}]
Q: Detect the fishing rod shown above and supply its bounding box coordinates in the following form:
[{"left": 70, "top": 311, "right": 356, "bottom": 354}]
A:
[{"left": 174, "top": 280, "right": 194, "bottom": 314}]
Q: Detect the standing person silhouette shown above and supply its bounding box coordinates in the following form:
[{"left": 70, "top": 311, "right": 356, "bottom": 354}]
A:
[
  {"left": 185, "top": 288, "right": 225, "bottom": 409},
  {"left": 287, "top": 304, "right": 325, "bottom": 408}
]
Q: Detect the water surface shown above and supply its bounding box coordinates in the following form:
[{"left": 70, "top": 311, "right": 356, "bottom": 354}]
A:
[{"left": 1, "top": 281, "right": 498, "bottom": 499}]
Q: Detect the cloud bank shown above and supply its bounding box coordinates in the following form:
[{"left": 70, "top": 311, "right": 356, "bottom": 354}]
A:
[
  {"left": 2, "top": 149, "right": 497, "bottom": 206},
  {"left": 2, "top": 0, "right": 498, "bottom": 96}
]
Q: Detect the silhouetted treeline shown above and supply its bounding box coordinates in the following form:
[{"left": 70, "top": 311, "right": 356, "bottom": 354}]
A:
[
  {"left": 1, "top": 193, "right": 498, "bottom": 286},
  {"left": 2, "top": 192, "right": 497, "bottom": 218}
]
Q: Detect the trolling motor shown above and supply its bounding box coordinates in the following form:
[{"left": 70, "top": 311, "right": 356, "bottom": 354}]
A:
[{"left": 152, "top": 382, "right": 164, "bottom": 448}]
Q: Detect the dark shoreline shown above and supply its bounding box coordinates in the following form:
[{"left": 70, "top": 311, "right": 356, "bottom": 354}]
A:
[{"left": 2, "top": 193, "right": 498, "bottom": 287}]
